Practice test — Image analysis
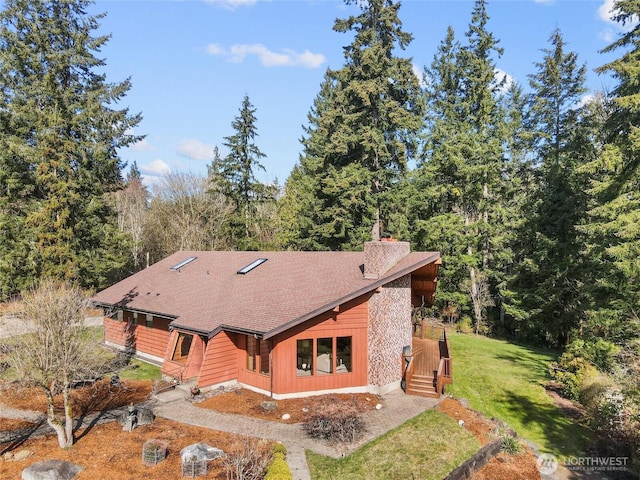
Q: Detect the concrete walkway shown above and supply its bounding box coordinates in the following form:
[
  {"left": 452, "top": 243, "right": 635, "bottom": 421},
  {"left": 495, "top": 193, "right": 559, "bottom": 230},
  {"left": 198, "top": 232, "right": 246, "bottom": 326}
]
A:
[{"left": 153, "top": 389, "right": 439, "bottom": 480}]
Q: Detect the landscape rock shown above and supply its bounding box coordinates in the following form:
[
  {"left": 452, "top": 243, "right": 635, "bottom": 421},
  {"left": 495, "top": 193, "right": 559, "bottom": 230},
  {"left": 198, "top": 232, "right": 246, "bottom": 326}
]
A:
[
  {"left": 261, "top": 400, "right": 277, "bottom": 411},
  {"left": 180, "top": 443, "right": 225, "bottom": 462},
  {"left": 21, "top": 459, "right": 83, "bottom": 480},
  {"left": 118, "top": 404, "right": 155, "bottom": 431},
  {"left": 12, "top": 449, "right": 34, "bottom": 461}
]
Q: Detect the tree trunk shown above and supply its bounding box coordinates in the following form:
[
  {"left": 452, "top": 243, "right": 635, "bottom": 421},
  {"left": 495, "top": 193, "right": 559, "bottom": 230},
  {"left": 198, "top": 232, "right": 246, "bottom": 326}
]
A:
[{"left": 45, "top": 387, "right": 73, "bottom": 448}]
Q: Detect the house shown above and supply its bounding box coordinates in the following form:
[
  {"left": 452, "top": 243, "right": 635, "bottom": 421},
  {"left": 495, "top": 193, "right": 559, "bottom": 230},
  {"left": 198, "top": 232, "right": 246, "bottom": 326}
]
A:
[{"left": 92, "top": 240, "right": 450, "bottom": 399}]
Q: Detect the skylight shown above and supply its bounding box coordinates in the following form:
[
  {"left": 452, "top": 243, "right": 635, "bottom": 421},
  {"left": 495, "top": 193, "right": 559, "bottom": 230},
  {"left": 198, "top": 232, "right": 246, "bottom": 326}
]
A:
[
  {"left": 170, "top": 256, "right": 197, "bottom": 271},
  {"left": 237, "top": 258, "right": 267, "bottom": 275}
]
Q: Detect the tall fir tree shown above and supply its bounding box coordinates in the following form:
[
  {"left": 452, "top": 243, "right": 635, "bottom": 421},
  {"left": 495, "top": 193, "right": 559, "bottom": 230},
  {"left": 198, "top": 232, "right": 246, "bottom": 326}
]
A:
[
  {"left": 209, "top": 95, "right": 275, "bottom": 250},
  {"left": 515, "top": 28, "right": 590, "bottom": 346},
  {"left": 579, "top": 0, "right": 640, "bottom": 344},
  {"left": 0, "top": 0, "right": 141, "bottom": 298},
  {"left": 415, "top": 0, "right": 509, "bottom": 332},
  {"left": 281, "top": 0, "right": 424, "bottom": 251}
]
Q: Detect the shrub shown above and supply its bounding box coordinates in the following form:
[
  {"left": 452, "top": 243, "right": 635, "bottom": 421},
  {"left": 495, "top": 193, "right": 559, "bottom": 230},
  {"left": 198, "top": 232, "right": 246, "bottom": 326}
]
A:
[
  {"left": 271, "top": 443, "right": 287, "bottom": 456},
  {"left": 302, "top": 402, "right": 365, "bottom": 443},
  {"left": 500, "top": 434, "right": 522, "bottom": 455},
  {"left": 223, "top": 436, "right": 271, "bottom": 480},
  {"left": 264, "top": 453, "right": 292, "bottom": 480},
  {"left": 549, "top": 346, "right": 598, "bottom": 400}
]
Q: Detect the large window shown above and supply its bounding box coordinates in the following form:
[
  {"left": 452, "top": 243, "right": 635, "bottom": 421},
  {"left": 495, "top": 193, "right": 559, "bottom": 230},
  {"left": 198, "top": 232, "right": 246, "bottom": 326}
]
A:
[
  {"left": 171, "top": 332, "right": 193, "bottom": 364},
  {"left": 296, "top": 336, "right": 352, "bottom": 376}
]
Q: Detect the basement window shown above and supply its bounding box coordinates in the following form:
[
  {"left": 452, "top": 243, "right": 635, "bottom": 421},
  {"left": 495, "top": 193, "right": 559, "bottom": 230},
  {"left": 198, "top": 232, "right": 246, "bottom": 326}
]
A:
[{"left": 237, "top": 258, "right": 267, "bottom": 274}]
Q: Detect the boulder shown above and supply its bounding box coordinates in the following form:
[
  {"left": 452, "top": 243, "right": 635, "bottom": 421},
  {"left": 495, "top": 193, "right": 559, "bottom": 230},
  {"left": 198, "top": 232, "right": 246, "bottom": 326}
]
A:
[{"left": 22, "top": 460, "right": 83, "bottom": 480}]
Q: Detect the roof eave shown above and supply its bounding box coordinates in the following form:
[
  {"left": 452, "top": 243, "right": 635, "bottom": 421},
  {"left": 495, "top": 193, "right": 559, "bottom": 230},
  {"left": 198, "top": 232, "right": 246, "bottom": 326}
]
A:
[{"left": 263, "top": 252, "right": 440, "bottom": 340}]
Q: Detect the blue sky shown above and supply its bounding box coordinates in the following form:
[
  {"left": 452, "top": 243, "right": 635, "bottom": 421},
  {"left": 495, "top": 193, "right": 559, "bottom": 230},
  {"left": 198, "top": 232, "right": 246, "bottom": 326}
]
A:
[{"left": 91, "top": 0, "right": 625, "bottom": 187}]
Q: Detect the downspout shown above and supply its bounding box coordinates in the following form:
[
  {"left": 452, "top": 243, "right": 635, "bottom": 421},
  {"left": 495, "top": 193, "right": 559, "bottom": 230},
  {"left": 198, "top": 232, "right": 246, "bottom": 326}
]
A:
[{"left": 269, "top": 339, "right": 273, "bottom": 399}]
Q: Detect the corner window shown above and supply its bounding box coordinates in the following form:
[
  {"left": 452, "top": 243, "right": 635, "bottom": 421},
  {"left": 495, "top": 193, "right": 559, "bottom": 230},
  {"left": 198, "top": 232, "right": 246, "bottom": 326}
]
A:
[{"left": 171, "top": 332, "right": 193, "bottom": 365}]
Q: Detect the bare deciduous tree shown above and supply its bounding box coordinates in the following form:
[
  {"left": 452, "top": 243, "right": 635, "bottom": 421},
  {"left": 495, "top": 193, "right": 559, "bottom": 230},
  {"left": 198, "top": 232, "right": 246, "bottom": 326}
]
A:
[
  {"left": 7, "top": 279, "right": 108, "bottom": 448},
  {"left": 145, "top": 171, "right": 233, "bottom": 259}
]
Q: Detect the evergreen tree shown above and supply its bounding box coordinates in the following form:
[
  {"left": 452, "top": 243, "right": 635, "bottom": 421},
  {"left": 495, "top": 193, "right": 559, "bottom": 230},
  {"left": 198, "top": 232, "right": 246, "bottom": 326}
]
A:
[
  {"left": 209, "top": 95, "right": 275, "bottom": 250},
  {"left": 515, "top": 29, "right": 590, "bottom": 346},
  {"left": 415, "top": 0, "right": 509, "bottom": 333},
  {"left": 579, "top": 0, "right": 640, "bottom": 344},
  {"left": 281, "top": 0, "right": 424, "bottom": 251},
  {"left": 0, "top": 0, "right": 141, "bottom": 298}
]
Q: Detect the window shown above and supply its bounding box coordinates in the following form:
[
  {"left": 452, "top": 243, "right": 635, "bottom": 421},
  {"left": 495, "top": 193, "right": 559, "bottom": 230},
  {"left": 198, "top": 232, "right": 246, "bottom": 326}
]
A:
[
  {"left": 247, "top": 336, "right": 256, "bottom": 371},
  {"left": 145, "top": 314, "right": 153, "bottom": 328},
  {"left": 296, "top": 339, "right": 313, "bottom": 376},
  {"left": 246, "top": 336, "right": 270, "bottom": 375},
  {"left": 337, "top": 337, "right": 352, "bottom": 374},
  {"left": 296, "top": 336, "right": 352, "bottom": 376},
  {"left": 237, "top": 258, "right": 267, "bottom": 274},
  {"left": 171, "top": 332, "right": 193, "bottom": 364},
  {"left": 132, "top": 311, "right": 138, "bottom": 325},
  {"left": 116, "top": 309, "right": 123, "bottom": 322},
  {"left": 316, "top": 338, "right": 333, "bottom": 375},
  {"left": 170, "top": 256, "right": 197, "bottom": 270}
]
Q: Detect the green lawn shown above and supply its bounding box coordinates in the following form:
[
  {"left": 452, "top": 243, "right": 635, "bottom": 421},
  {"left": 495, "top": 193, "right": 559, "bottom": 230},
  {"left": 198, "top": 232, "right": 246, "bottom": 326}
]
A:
[
  {"left": 446, "top": 331, "right": 591, "bottom": 458},
  {"left": 306, "top": 409, "right": 479, "bottom": 480},
  {"left": 118, "top": 357, "right": 162, "bottom": 381}
]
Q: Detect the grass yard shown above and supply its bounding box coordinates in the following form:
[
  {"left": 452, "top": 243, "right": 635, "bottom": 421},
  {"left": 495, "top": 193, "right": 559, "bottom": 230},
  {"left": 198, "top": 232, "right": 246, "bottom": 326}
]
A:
[
  {"left": 306, "top": 409, "right": 480, "bottom": 480},
  {"left": 446, "top": 331, "right": 591, "bottom": 458}
]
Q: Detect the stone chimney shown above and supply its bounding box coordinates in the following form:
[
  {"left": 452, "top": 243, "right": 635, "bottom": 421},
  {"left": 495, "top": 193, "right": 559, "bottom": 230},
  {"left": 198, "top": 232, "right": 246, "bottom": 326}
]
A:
[{"left": 363, "top": 239, "right": 410, "bottom": 279}]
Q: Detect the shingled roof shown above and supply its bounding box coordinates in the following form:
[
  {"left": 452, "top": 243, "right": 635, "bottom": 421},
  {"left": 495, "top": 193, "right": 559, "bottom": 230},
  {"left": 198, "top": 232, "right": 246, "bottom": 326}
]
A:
[{"left": 92, "top": 249, "right": 440, "bottom": 339}]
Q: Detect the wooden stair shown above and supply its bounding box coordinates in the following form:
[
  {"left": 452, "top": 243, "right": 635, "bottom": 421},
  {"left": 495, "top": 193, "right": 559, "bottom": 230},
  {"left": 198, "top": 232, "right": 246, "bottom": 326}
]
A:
[
  {"left": 405, "top": 373, "right": 439, "bottom": 398},
  {"left": 404, "top": 334, "right": 448, "bottom": 398}
]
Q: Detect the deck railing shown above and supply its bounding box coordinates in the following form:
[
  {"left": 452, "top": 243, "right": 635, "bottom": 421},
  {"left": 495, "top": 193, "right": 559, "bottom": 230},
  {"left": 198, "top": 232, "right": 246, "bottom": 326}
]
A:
[
  {"left": 401, "top": 351, "right": 415, "bottom": 393},
  {"left": 436, "top": 327, "right": 452, "bottom": 394}
]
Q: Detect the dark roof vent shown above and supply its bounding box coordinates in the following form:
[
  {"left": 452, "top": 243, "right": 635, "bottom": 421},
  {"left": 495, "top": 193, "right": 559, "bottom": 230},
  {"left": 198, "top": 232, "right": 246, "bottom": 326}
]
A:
[
  {"left": 237, "top": 258, "right": 267, "bottom": 275},
  {"left": 170, "top": 256, "right": 197, "bottom": 271}
]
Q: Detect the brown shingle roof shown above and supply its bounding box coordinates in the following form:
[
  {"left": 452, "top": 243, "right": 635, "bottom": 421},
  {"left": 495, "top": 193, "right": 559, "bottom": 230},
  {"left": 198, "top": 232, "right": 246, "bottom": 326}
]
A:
[{"left": 92, "top": 249, "right": 440, "bottom": 338}]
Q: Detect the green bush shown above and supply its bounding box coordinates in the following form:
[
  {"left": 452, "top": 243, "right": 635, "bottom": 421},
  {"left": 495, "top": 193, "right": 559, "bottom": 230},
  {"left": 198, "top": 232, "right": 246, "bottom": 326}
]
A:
[
  {"left": 271, "top": 443, "right": 287, "bottom": 456},
  {"left": 550, "top": 343, "right": 599, "bottom": 400},
  {"left": 456, "top": 316, "right": 474, "bottom": 334},
  {"left": 264, "top": 453, "right": 293, "bottom": 480},
  {"left": 500, "top": 435, "right": 522, "bottom": 455}
]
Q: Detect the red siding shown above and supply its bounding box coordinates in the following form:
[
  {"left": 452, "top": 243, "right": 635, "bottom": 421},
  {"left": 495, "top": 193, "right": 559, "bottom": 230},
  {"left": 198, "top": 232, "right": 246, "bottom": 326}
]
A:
[
  {"left": 268, "top": 294, "right": 370, "bottom": 395},
  {"left": 198, "top": 331, "right": 239, "bottom": 388},
  {"left": 104, "top": 313, "right": 170, "bottom": 359}
]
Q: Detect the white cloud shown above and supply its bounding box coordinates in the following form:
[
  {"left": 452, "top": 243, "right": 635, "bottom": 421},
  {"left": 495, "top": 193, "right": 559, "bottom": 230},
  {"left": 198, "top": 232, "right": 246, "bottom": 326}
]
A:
[
  {"left": 598, "top": 0, "right": 638, "bottom": 31},
  {"left": 207, "top": 43, "right": 325, "bottom": 68},
  {"left": 412, "top": 63, "right": 425, "bottom": 88},
  {"left": 130, "top": 138, "right": 154, "bottom": 152},
  {"left": 598, "top": 0, "right": 617, "bottom": 24},
  {"left": 576, "top": 94, "right": 596, "bottom": 109},
  {"left": 177, "top": 139, "right": 215, "bottom": 161},
  {"left": 204, "top": 0, "right": 258, "bottom": 10},
  {"left": 140, "top": 159, "right": 171, "bottom": 177},
  {"left": 493, "top": 68, "right": 514, "bottom": 95}
]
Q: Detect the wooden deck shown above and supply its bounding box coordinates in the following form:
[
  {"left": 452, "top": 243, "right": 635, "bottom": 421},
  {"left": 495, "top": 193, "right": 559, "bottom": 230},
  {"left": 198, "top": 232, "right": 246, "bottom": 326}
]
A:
[
  {"left": 403, "top": 326, "right": 452, "bottom": 398},
  {"left": 411, "top": 337, "right": 441, "bottom": 377}
]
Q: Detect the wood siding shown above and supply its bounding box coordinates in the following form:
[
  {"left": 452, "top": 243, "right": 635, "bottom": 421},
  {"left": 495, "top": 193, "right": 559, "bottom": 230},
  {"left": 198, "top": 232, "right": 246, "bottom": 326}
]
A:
[
  {"left": 198, "top": 331, "right": 239, "bottom": 388},
  {"left": 268, "top": 295, "right": 370, "bottom": 395},
  {"left": 104, "top": 313, "right": 171, "bottom": 359}
]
